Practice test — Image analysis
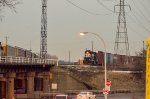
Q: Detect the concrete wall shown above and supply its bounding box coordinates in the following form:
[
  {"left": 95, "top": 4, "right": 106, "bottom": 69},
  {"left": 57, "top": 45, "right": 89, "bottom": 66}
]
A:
[{"left": 50, "top": 66, "right": 89, "bottom": 93}]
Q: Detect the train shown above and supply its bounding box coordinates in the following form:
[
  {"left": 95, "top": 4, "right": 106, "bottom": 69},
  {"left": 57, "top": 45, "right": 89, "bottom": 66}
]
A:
[
  {"left": 83, "top": 50, "right": 98, "bottom": 65},
  {"left": 81, "top": 50, "right": 142, "bottom": 66},
  {"left": 0, "top": 42, "right": 39, "bottom": 58},
  {"left": 83, "top": 50, "right": 113, "bottom": 66}
]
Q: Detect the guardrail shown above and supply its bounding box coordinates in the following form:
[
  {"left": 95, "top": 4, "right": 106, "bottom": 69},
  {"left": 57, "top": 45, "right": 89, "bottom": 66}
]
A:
[{"left": 0, "top": 56, "right": 58, "bottom": 65}]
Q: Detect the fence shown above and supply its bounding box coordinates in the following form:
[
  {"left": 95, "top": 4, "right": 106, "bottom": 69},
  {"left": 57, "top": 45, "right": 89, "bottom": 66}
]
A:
[{"left": 0, "top": 56, "right": 58, "bottom": 65}]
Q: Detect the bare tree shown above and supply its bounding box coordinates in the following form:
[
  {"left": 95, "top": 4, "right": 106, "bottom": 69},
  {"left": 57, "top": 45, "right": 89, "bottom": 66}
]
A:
[
  {"left": 36, "top": 53, "right": 58, "bottom": 59},
  {"left": 134, "top": 49, "right": 146, "bottom": 69},
  {"left": 0, "top": 0, "right": 20, "bottom": 20},
  {"left": 0, "top": 0, "right": 19, "bottom": 10},
  {"left": 46, "top": 53, "right": 58, "bottom": 59}
]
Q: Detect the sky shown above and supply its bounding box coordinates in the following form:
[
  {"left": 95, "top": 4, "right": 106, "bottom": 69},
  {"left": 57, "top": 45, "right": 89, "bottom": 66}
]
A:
[{"left": 0, "top": 0, "right": 150, "bottom": 62}]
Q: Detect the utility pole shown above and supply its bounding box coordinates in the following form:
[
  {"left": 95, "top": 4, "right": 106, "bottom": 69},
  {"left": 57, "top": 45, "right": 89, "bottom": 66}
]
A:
[
  {"left": 69, "top": 50, "right": 70, "bottom": 64},
  {"left": 114, "top": 0, "right": 131, "bottom": 66},
  {"left": 5, "top": 36, "right": 9, "bottom": 45},
  {"left": 5, "top": 36, "right": 9, "bottom": 56},
  {"left": 30, "top": 41, "right": 32, "bottom": 52},
  {"left": 143, "top": 41, "right": 145, "bottom": 58},
  {"left": 40, "top": 0, "right": 47, "bottom": 60},
  {"left": 92, "top": 40, "right": 93, "bottom": 52}
]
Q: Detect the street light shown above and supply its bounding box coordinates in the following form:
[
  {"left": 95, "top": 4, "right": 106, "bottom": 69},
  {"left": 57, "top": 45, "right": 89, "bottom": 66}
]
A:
[{"left": 79, "top": 32, "right": 107, "bottom": 99}]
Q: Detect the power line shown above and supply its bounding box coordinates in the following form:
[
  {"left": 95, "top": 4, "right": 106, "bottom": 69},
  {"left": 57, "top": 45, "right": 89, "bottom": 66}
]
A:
[
  {"left": 131, "top": 0, "right": 150, "bottom": 23},
  {"left": 125, "top": 17, "right": 147, "bottom": 54},
  {"left": 127, "top": 13, "right": 150, "bottom": 34},
  {"left": 66, "top": 0, "right": 113, "bottom": 16},
  {"left": 138, "top": 0, "right": 150, "bottom": 15},
  {"left": 96, "top": 0, "right": 114, "bottom": 13},
  {"left": 125, "top": 0, "right": 150, "bottom": 35},
  {"left": 127, "top": 24, "right": 146, "bottom": 39}
]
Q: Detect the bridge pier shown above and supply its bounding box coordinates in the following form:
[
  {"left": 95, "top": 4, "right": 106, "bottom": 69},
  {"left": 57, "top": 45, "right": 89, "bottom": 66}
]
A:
[
  {"left": 43, "top": 72, "right": 50, "bottom": 93},
  {"left": 6, "top": 73, "right": 16, "bottom": 99},
  {"left": 0, "top": 75, "right": 6, "bottom": 99},
  {"left": 0, "top": 61, "right": 55, "bottom": 99},
  {"left": 34, "top": 76, "right": 43, "bottom": 91},
  {"left": 27, "top": 72, "right": 35, "bottom": 98}
]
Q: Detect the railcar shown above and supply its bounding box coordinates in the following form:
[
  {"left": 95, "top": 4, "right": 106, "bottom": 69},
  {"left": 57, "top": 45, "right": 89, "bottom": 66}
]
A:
[{"left": 1, "top": 44, "right": 39, "bottom": 58}]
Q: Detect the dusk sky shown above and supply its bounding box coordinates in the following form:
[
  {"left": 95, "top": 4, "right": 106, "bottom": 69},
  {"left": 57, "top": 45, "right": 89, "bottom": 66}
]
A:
[{"left": 0, "top": 0, "right": 150, "bottom": 61}]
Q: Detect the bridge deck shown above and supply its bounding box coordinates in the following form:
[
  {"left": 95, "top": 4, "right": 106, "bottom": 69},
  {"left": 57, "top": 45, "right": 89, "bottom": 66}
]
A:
[
  {"left": 0, "top": 63, "right": 54, "bottom": 73},
  {"left": 0, "top": 56, "right": 57, "bottom": 73}
]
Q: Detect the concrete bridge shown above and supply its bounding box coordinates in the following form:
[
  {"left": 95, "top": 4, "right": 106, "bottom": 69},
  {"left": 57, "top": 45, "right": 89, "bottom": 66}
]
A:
[{"left": 0, "top": 56, "right": 58, "bottom": 99}]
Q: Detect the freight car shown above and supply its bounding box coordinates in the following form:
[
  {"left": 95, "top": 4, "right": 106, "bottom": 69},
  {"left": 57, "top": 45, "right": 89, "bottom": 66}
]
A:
[
  {"left": 1, "top": 44, "right": 39, "bottom": 58},
  {"left": 96, "top": 51, "right": 104, "bottom": 66},
  {"left": 106, "top": 53, "right": 113, "bottom": 66},
  {"left": 96, "top": 51, "right": 114, "bottom": 66}
]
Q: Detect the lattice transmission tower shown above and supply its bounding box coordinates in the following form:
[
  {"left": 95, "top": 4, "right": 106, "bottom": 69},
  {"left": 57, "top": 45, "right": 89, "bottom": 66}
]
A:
[
  {"left": 114, "top": 0, "right": 131, "bottom": 65},
  {"left": 40, "top": 0, "right": 47, "bottom": 59}
]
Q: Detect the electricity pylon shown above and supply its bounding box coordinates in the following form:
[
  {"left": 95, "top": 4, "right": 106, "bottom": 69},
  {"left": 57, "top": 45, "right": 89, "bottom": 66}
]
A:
[{"left": 114, "top": 0, "right": 131, "bottom": 66}]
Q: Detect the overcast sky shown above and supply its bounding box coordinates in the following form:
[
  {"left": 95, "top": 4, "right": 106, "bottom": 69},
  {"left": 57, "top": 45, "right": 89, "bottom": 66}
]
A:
[{"left": 0, "top": 0, "right": 150, "bottom": 61}]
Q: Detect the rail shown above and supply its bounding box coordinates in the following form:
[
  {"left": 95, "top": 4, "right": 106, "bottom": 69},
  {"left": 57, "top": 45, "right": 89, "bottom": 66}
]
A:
[{"left": 0, "top": 56, "right": 58, "bottom": 65}]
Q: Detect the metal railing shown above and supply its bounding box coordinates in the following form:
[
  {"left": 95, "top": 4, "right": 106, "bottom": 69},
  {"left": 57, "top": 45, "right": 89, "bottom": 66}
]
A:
[{"left": 0, "top": 56, "right": 58, "bottom": 65}]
